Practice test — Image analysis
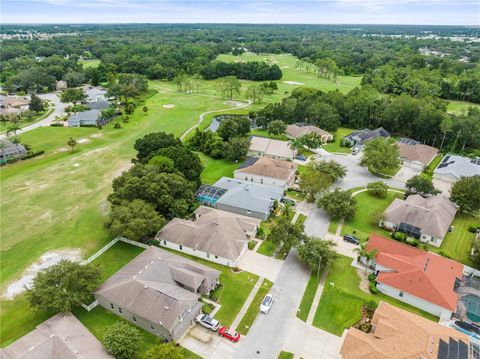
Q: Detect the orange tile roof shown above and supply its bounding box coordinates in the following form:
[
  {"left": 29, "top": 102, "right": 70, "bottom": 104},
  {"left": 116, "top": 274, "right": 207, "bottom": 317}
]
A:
[
  {"left": 340, "top": 301, "right": 470, "bottom": 359},
  {"left": 366, "top": 234, "right": 463, "bottom": 311}
]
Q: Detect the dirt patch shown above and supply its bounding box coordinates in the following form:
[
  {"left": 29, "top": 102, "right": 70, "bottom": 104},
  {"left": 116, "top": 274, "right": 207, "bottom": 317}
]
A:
[
  {"left": 90, "top": 133, "right": 103, "bottom": 138},
  {"left": 163, "top": 104, "right": 175, "bottom": 109},
  {"left": 77, "top": 138, "right": 90, "bottom": 144},
  {"left": 283, "top": 81, "right": 305, "bottom": 85},
  {"left": 356, "top": 268, "right": 371, "bottom": 294},
  {"left": 3, "top": 249, "right": 83, "bottom": 299}
]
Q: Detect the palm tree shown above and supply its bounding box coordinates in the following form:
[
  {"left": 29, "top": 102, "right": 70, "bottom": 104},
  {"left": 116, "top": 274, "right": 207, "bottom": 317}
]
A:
[
  {"left": 354, "top": 241, "right": 378, "bottom": 277},
  {"left": 281, "top": 202, "right": 294, "bottom": 219}
]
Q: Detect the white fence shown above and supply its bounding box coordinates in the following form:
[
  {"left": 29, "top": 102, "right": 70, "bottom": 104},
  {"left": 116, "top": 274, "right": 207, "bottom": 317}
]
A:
[{"left": 82, "top": 237, "right": 148, "bottom": 265}]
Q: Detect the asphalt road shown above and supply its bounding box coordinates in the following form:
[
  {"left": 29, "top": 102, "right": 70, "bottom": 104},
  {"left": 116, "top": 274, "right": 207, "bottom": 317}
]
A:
[{"left": 235, "top": 250, "right": 310, "bottom": 359}]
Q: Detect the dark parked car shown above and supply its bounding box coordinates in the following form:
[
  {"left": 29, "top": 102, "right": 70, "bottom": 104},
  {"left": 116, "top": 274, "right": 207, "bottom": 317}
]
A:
[
  {"left": 295, "top": 155, "right": 307, "bottom": 161},
  {"left": 281, "top": 198, "right": 296, "bottom": 206},
  {"left": 343, "top": 234, "right": 360, "bottom": 245}
]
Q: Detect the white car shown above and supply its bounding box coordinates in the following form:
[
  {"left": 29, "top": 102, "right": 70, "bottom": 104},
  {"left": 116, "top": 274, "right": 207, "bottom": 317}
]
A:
[
  {"left": 260, "top": 294, "right": 274, "bottom": 314},
  {"left": 195, "top": 314, "right": 220, "bottom": 331},
  {"left": 351, "top": 146, "right": 361, "bottom": 155}
]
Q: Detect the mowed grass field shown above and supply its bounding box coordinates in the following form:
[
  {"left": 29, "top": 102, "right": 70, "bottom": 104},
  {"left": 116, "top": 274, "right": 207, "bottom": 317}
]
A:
[{"left": 447, "top": 100, "right": 480, "bottom": 114}]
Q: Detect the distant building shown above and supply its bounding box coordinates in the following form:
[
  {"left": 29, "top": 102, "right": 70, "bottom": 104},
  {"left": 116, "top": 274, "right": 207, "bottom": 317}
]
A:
[
  {"left": 95, "top": 246, "right": 220, "bottom": 342},
  {"left": 85, "top": 100, "right": 111, "bottom": 110},
  {"left": 0, "top": 95, "right": 30, "bottom": 116},
  {"left": 397, "top": 138, "right": 439, "bottom": 170},
  {"left": 343, "top": 127, "right": 390, "bottom": 146},
  {"left": 286, "top": 123, "right": 333, "bottom": 143},
  {"left": 83, "top": 86, "right": 108, "bottom": 102},
  {"left": 234, "top": 157, "right": 297, "bottom": 188},
  {"left": 196, "top": 177, "right": 284, "bottom": 220},
  {"left": 380, "top": 194, "right": 457, "bottom": 247},
  {"left": 1, "top": 313, "right": 112, "bottom": 358},
  {"left": 433, "top": 154, "right": 480, "bottom": 183},
  {"left": 0, "top": 139, "right": 27, "bottom": 164},
  {"left": 248, "top": 136, "right": 296, "bottom": 161},
  {"left": 340, "top": 301, "right": 470, "bottom": 359},
  {"left": 156, "top": 206, "right": 260, "bottom": 267},
  {"left": 68, "top": 109, "right": 101, "bottom": 127}
]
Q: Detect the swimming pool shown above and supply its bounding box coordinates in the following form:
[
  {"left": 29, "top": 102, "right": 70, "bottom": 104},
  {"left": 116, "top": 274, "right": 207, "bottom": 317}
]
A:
[{"left": 462, "top": 294, "right": 480, "bottom": 323}]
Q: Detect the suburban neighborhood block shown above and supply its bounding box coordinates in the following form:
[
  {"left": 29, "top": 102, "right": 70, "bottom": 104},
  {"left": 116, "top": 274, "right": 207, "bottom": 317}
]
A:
[{"left": 234, "top": 156, "right": 297, "bottom": 188}]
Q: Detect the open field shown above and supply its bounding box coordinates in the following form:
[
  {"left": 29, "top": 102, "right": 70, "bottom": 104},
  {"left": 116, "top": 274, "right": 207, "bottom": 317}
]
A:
[
  {"left": 447, "top": 100, "right": 480, "bottom": 114},
  {"left": 79, "top": 59, "right": 101, "bottom": 69},
  {"left": 312, "top": 255, "right": 438, "bottom": 336}
]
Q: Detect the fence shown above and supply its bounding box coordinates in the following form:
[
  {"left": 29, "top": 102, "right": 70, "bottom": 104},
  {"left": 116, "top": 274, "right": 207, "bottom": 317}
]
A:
[{"left": 82, "top": 237, "right": 148, "bottom": 265}]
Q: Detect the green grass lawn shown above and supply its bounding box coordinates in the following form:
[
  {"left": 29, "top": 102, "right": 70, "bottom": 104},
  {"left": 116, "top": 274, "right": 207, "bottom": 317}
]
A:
[
  {"left": 368, "top": 165, "right": 401, "bottom": 178},
  {"left": 312, "top": 255, "right": 438, "bottom": 336},
  {"left": 341, "top": 190, "right": 404, "bottom": 241},
  {"left": 322, "top": 127, "right": 354, "bottom": 154},
  {"left": 422, "top": 154, "right": 443, "bottom": 180},
  {"left": 286, "top": 189, "right": 306, "bottom": 202},
  {"left": 297, "top": 271, "right": 322, "bottom": 322},
  {"left": 328, "top": 221, "right": 339, "bottom": 235},
  {"left": 197, "top": 152, "right": 241, "bottom": 185},
  {"left": 79, "top": 59, "right": 101, "bottom": 69},
  {"left": 447, "top": 100, "right": 480, "bottom": 114},
  {"left": 278, "top": 351, "right": 295, "bottom": 359},
  {"left": 236, "top": 279, "right": 273, "bottom": 335},
  {"left": 250, "top": 128, "right": 289, "bottom": 141},
  {"left": 257, "top": 239, "right": 277, "bottom": 257},
  {"left": 296, "top": 213, "right": 307, "bottom": 228}
]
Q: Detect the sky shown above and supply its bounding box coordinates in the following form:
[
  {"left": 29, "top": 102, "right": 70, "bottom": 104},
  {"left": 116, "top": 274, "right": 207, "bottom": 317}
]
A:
[{"left": 1, "top": 0, "right": 479, "bottom": 26}]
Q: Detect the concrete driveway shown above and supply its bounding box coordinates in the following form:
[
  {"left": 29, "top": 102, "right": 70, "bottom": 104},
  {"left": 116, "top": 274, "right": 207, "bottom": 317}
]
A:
[
  {"left": 393, "top": 165, "right": 421, "bottom": 183},
  {"left": 433, "top": 178, "right": 453, "bottom": 196},
  {"left": 235, "top": 250, "right": 310, "bottom": 359},
  {"left": 304, "top": 206, "right": 330, "bottom": 239},
  {"left": 238, "top": 250, "right": 284, "bottom": 283},
  {"left": 180, "top": 325, "right": 238, "bottom": 359}
]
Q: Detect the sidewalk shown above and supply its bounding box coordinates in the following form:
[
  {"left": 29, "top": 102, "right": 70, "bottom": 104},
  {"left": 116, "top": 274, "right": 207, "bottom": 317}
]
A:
[
  {"left": 306, "top": 271, "right": 328, "bottom": 325},
  {"left": 231, "top": 276, "right": 264, "bottom": 331}
]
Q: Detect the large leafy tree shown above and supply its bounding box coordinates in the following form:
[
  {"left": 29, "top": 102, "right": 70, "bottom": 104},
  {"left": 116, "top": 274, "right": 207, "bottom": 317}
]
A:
[
  {"left": 154, "top": 146, "right": 203, "bottom": 185},
  {"left": 134, "top": 132, "right": 181, "bottom": 162},
  {"left": 145, "top": 343, "right": 185, "bottom": 359},
  {"left": 27, "top": 260, "right": 101, "bottom": 313},
  {"left": 297, "top": 236, "right": 338, "bottom": 272},
  {"left": 267, "top": 120, "right": 287, "bottom": 135},
  {"left": 305, "top": 102, "right": 341, "bottom": 132},
  {"left": 109, "top": 73, "right": 148, "bottom": 104},
  {"left": 269, "top": 217, "right": 305, "bottom": 249},
  {"left": 103, "top": 322, "right": 141, "bottom": 359},
  {"left": 106, "top": 199, "right": 166, "bottom": 242},
  {"left": 405, "top": 175, "right": 439, "bottom": 197},
  {"left": 60, "top": 88, "right": 86, "bottom": 104},
  {"left": 299, "top": 160, "right": 346, "bottom": 202},
  {"left": 217, "top": 117, "right": 251, "bottom": 141},
  {"left": 360, "top": 138, "right": 400, "bottom": 173},
  {"left": 224, "top": 136, "right": 249, "bottom": 161},
  {"left": 318, "top": 189, "right": 357, "bottom": 221},
  {"left": 29, "top": 93, "right": 44, "bottom": 112},
  {"left": 311, "top": 160, "right": 347, "bottom": 183},
  {"left": 450, "top": 175, "right": 480, "bottom": 214}
]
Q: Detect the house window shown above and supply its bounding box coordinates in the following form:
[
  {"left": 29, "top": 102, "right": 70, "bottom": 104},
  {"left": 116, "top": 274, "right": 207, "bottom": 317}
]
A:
[
  {"left": 118, "top": 307, "right": 123, "bottom": 313},
  {"left": 206, "top": 253, "right": 210, "bottom": 258},
  {"left": 133, "top": 316, "right": 137, "bottom": 322},
  {"left": 399, "top": 291, "right": 404, "bottom": 297},
  {"left": 260, "top": 179, "right": 263, "bottom": 184},
  {"left": 163, "top": 240, "right": 167, "bottom": 245},
  {"left": 179, "top": 245, "right": 183, "bottom": 250},
  {"left": 215, "top": 255, "right": 218, "bottom": 259},
  {"left": 110, "top": 303, "right": 114, "bottom": 309}
]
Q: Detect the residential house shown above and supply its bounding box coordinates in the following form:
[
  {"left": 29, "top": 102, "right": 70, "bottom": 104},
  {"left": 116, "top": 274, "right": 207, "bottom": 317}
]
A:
[
  {"left": 433, "top": 155, "right": 480, "bottom": 183},
  {"left": 248, "top": 136, "right": 296, "bottom": 161},
  {"left": 340, "top": 301, "right": 470, "bottom": 359},
  {"left": 397, "top": 138, "right": 439, "bottom": 171},
  {"left": 83, "top": 86, "right": 108, "bottom": 102},
  {"left": 68, "top": 109, "right": 101, "bottom": 127},
  {"left": 234, "top": 157, "right": 297, "bottom": 188},
  {"left": 0, "top": 139, "right": 27, "bottom": 164},
  {"left": 85, "top": 100, "right": 111, "bottom": 110},
  {"left": 365, "top": 234, "right": 464, "bottom": 319},
  {"left": 156, "top": 206, "right": 260, "bottom": 267},
  {"left": 285, "top": 123, "right": 333, "bottom": 143},
  {"left": 1, "top": 313, "right": 112, "bottom": 358},
  {"left": 0, "top": 95, "right": 30, "bottom": 116},
  {"left": 94, "top": 246, "right": 220, "bottom": 342},
  {"left": 196, "top": 177, "right": 284, "bottom": 220},
  {"left": 380, "top": 194, "right": 457, "bottom": 247},
  {"left": 343, "top": 127, "right": 390, "bottom": 146}
]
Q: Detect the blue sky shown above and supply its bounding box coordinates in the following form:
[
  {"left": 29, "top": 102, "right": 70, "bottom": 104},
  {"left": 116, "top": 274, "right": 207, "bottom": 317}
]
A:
[{"left": 1, "top": 0, "right": 479, "bottom": 25}]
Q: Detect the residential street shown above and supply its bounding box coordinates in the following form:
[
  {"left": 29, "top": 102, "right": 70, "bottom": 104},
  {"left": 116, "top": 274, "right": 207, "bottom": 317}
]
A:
[{"left": 235, "top": 250, "right": 310, "bottom": 359}]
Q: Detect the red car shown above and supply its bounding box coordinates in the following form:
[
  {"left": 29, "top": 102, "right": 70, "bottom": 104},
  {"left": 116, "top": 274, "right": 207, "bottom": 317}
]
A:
[{"left": 218, "top": 326, "right": 241, "bottom": 342}]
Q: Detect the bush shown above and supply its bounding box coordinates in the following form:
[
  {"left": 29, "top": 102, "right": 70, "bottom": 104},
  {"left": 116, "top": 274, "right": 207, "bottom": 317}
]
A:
[
  {"left": 364, "top": 300, "right": 378, "bottom": 317},
  {"left": 209, "top": 284, "right": 223, "bottom": 302},
  {"left": 114, "top": 122, "right": 122, "bottom": 129},
  {"left": 369, "top": 281, "right": 379, "bottom": 294},
  {"left": 202, "top": 302, "right": 214, "bottom": 314},
  {"left": 79, "top": 124, "right": 99, "bottom": 128},
  {"left": 125, "top": 103, "right": 135, "bottom": 114},
  {"left": 367, "top": 181, "right": 388, "bottom": 198},
  {"left": 103, "top": 322, "right": 141, "bottom": 359},
  {"left": 368, "top": 273, "right": 376, "bottom": 283},
  {"left": 406, "top": 238, "right": 420, "bottom": 247},
  {"left": 256, "top": 226, "right": 265, "bottom": 239},
  {"left": 248, "top": 240, "right": 257, "bottom": 250},
  {"left": 468, "top": 225, "right": 480, "bottom": 233},
  {"left": 22, "top": 150, "right": 45, "bottom": 160},
  {"left": 391, "top": 231, "right": 407, "bottom": 242},
  {"left": 122, "top": 115, "right": 130, "bottom": 123},
  {"left": 50, "top": 123, "right": 64, "bottom": 127}
]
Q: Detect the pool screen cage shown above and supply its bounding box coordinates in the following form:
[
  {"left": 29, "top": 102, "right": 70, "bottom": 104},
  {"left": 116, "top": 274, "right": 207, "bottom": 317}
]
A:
[{"left": 195, "top": 185, "right": 227, "bottom": 206}]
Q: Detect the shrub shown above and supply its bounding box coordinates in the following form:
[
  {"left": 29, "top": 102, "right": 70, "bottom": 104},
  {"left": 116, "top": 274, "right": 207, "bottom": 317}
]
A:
[
  {"left": 122, "top": 115, "right": 130, "bottom": 123},
  {"left": 22, "top": 150, "right": 45, "bottom": 159},
  {"left": 143, "top": 106, "right": 148, "bottom": 112},
  {"left": 125, "top": 103, "right": 135, "bottom": 114},
  {"left": 406, "top": 238, "right": 419, "bottom": 247},
  {"left": 79, "top": 124, "right": 98, "bottom": 128},
  {"left": 103, "top": 322, "right": 141, "bottom": 359},
  {"left": 50, "top": 123, "right": 64, "bottom": 127},
  {"left": 368, "top": 273, "right": 376, "bottom": 283},
  {"left": 468, "top": 225, "right": 480, "bottom": 233},
  {"left": 369, "top": 281, "right": 379, "bottom": 294},
  {"left": 209, "top": 284, "right": 223, "bottom": 302},
  {"left": 364, "top": 300, "right": 378, "bottom": 318},
  {"left": 391, "top": 231, "right": 407, "bottom": 242},
  {"left": 248, "top": 240, "right": 257, "bottom": 250},
  {"left": 202, "top": 303, "right": 213, "bottom": 314},
  {"left": 367, "top": 181, "right": 388, "bottom": 198},
  {"left": 114, "top": 122, "right": 122, "bottom": 129}
]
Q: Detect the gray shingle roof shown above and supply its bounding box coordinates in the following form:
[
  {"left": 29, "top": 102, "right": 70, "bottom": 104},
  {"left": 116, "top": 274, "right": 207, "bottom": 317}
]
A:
[
  {"left": 68, "top": 109, "right": 100, "bottom": 122},
  {"left": 434, "top": 154, "right": 480, "bottom": 180}
]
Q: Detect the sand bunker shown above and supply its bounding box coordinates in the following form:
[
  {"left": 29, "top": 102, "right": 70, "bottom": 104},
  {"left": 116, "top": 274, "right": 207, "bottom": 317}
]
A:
[
  {"left": 72, "top": 163, "right": 80, "bottom": 167},
  {"left": 223, "top": 101, "right": 244, "bottom": 107},
  {"left": 281, "top": 66, "right": 289, "bottom": 69},
  {"left": 77, "top": 138, "right": 90, "bottom": 144},
  {"left": 4, "top": 249, "right": 83, "bottom": 299},
  {"left": 163, "top": 104, "right": 175, "bottom": 109},
  {"left": 283, "top": 81, "right": 305, "bottom": 85}
]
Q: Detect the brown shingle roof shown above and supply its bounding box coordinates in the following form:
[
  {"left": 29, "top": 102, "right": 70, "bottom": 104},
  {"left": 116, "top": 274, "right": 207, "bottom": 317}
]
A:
[
  {"left": 286, "top": 124, "right": 332, "bottom": 139},
  {"left": 340, "top": 301, "right": 469, "bottom": 359},
  {"left": 398, "top": 141, "right": 439, "bottom": 166},
  {"left": 249, "top": 136, "right": 296, "bottom": 159},
  {"left": 235, "top": 157, "right": 297, "bottom": 180}
]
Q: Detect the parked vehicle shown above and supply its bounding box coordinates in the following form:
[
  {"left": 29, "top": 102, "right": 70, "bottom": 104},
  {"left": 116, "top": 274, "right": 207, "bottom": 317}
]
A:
[
  {"left": 260, "top": 294, "right": 274, "bottom": 314},
  {"left": 281, "top": 198, "right": 296, "bottom": 206},
  {"left": 343, "top": 234, "right": 360, "bottom": 245},
  {"left": 218, "top": 326, "right": 241, "bottom": 342},
  {"left": 295, "top": 155, "right": 307, "bottom": 161},
  {"left": 351, "top": 146, "right": 360, "bottom": 155},
  {"left": 195, "top": 314, "right": 220, "bottom": 331}
]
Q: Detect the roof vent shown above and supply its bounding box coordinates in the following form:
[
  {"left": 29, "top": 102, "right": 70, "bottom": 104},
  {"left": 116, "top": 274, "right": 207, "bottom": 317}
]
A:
[
  {"left": 49, "top": 334, "right": 55, "bottom": 338},
  {"left": 144, "top": 285, "right": 148, "bottom": 289},
  {"left": 133, "top": 275, "right": 137, "bottom": 279},
  {"left": 159, "top": 321, "right": 163, "bottom": 326},
  {"left": 28, "top": 346, "right": 35, "bottom": 351},
  {"left": 164, "top": 306, "right": 169, "bottom": 310}
]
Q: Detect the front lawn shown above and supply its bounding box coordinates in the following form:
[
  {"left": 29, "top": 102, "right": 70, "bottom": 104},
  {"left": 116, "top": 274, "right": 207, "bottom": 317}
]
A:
[
  {"left": 236, "top": 279, "right": 273, "bottom": 335},
  {"left": 368, "top": 165, "right": 401, "bottom": 178},
  {"left": 312, "top": 255, "right": 438, "bottom": 336},
  {"left": 278, "top": 351, "right": 294, "bottom": 359},
  {"left": 286, "top": 189, "right": 306, "bottom": 202},
  {"left": 257, "top": 239, "right": 277, "bottom": 257},
  {"left": 322, "top": 127, "right": 354, "bottom": 154},
  {"left": 297, "top": 271, "right": 322, "bottom": 322},
  {"left": 197, "top": 152, "right": 241, "bottom": 185},
  {"left": 341, "top": 190, "right": 404, "bottom": 241}
]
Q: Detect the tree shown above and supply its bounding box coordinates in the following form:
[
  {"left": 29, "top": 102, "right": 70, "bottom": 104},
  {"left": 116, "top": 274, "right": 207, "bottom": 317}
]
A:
[
  {"left": 148, "top": 155, "right": 175, "bottom": 173},
  {"left": 360, "top": 138, "right": 400, "bottom": 173},
  {"left": 318, "top": 189, "right": 357, "bottom": 221},
  {"left": 109, "top": 74, "right": 148, "bottom": 104},
  {"left": 67, "top": 137, "right": 77, "bottom": 152},
  {"left": 246, "top": 84, "right": 264, "bottom": 104},
  {"left": 367, "top": 181, "right": 388, "bottom": 198},
  {"left": 29, "top": 94, "right": 44, "bottom": 112},
  {"left": 134, "top": 132, "right": 181, "bottom": 162},
  {"left": 305, "top": 102, "right": 341, "bottom": 132},
  {"left": 217, "top": 117, "right": 250, "bottom": 141},
  {"left": 216, "top": 76, "right": 241, "bottom": 99},
  {"left": 145, "top": 343, "right": 185, "bottom": 359},
  {"left": 106, "top": 199, "right": 166, "bottom": 242},
  {"left": 103, "top": 322, "right": 141, "bottom": 359},
  {"left": 60, "top": 88, "right": 86, "bottom": 105},
  {"left": 353, "top": 241, "right": 378, "bottom": 276},
  {"left": 311, "top": 160, "right": 347, "bottom": 184},
  {"left": 297, "top": 236, "right": 338, "bottom": 273},
  {"left": 269, "top": 217, "right": 304, "bottom": 249},
  {"left": 405, "top": 175, "right": 440, "bottom": 197},
  {"left": 27, "top": 260, "right": 101, "bottom": 313},
  {"left": 450, "top": 175, "right": 480, "bottom": 214},
  {"left": 298, "top": 133, "right": 323, "bottom": 149},
  {"left": 267, "top": 120, "right": 287, "bottom": 135},
  {"left": 299, "top": 165, "right": 331, "bottom": 203},
  {"left": 224, "top": 136, "right": 249, "bottom": 161},
  {"left": 154, "top": 146, "right": 203, "bottom": 185}
]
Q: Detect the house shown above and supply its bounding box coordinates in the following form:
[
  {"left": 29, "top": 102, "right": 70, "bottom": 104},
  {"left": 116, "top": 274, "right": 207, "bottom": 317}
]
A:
[
  {"left": 94, "top": 246, "right": 220, "bottom": 342},
  {"left": 234, "top": 157, "right": 297, "bottom": 188},
  {"left": 0, "top": 139, "right": 27, "bottom": 164},
  {"left": 286, "top": 123, "right": 333, "bottom": 143},
  {"left": 397, "top": 138, "right": 439, "bottom": 170},
  {"left": 83, "top": 86, "right": 108, "bottom": 102},
  {"left": 365, "top": 234, "right": 464, "bottom": 319},
  {"left": 248, "top": 136, "right": 296, "bottom": 161},
  {"left": 68, "top": 109, "right": 101, "bottom": 127},
  {"left": 85, "top": 100, "right": 111, "bottom": 110},
  {"left": 343, "top": 127, "right": 390, "bottom": 146},
  {"left": 156, "top": 206, "right": 260, "bottom": 267},
  {"left": 0, "top": 95, "right": 30, "bottom": 116},
  {"left": 380, "top": 194, "right": 457, "bottom": 247},
  {"left": 1, "top": 313, "right": 112, "bottom": 358},
  {"left": 340, "top": 301, "right": 470, "bottom": 359},
  {"left": 433, "top": 155, "right": 480, "bottom": 183},
  {"left": 196, "top": 177, "right": 284, "bottom": 220}
]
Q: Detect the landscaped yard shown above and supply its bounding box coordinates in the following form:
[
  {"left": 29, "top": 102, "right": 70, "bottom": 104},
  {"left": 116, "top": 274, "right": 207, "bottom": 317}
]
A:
[
  {"left": 197, "top": 152, "right": 241, "bottom": 185},
  {"left": 236, "top": 278, "right": 273, "bottom": 335},
  {"left": 297, "top": 271, "right": 322, "bottom": 322},
  {"left": 322, "top": 127, "right": 354, "bottom": 154},
  {"left": 257, "top": 239, "right": 277, "bottom": 257},
  {"left": 278, "top": 351, "right": 295, "bottom": 359},
  {"left": 340, "top": 190, "right": 404, "bottom": 241},
  {"left": 312, "top": 255, "right": 438, "bottom": 336}
]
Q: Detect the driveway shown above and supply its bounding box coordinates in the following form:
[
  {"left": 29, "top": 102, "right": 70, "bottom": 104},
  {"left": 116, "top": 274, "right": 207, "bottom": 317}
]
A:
[
  {"left": 235, "top": 250, "right": 310, "bottom": 359},
  {"left": 238, "top": 250, "right": 284, "bottom": 283},
  {"left": 433, "top": 178, "right": 453, "bottom": 196},
  {"left": 180, "top": 325, "right": 238, "bottom": 359},
  {"left": 304, "top": 206, "right": 330, "bottom": 239},
  {"left": 393, "top": 165, "right": 421, "bottom": 183}
]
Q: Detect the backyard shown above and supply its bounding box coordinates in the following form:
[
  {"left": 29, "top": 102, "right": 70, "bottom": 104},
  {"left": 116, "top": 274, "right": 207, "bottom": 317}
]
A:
[
  {"left": 198, "top": 152, "right": 241, "bottom": 185},
  {"left": 322, "top": 127, "right": 354, "bottom": 154},
  {"left": 312, "top": 255, "right": 438, "bottom": 336}
]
